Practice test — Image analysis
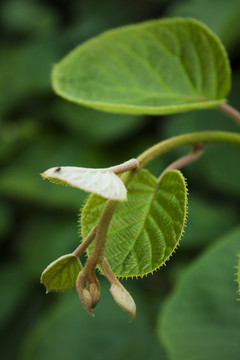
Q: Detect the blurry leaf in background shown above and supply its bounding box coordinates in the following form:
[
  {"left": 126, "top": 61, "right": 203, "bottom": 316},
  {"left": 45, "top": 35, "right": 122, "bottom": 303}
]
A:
[
  {"left": 20, "top": 214, "right": 79, "bottom": 281},
  {"left": 20, "top": 282, "right": 165, "bottom": 360},
  {"left": 0, "top": 0, "right": 58, "bottom": 36},
  {"left": 71, "top": 0, "right": 144, "bottom": 36},
  {"left": 168, "top": 0, "right": 240, "bottom": 50},
  {"left": 52, "top": 100, "right": 146, "bottom": 144},
  {"left": 0, "top": 262, "right": 30, "bottom": 331},
  {"left": 0, "top": 118, "right": 40, "bottom": 163},
  {"left": 0, "top": 0, "right": 144, "bottom": 118},
  {"left": 159, "top": 227, "right": 240, "bottom": 360},
  {"left": 52, "top": 18, "right": 230, "bottom": 115},
  {"left": 0, "top": 201, "right": 14, "bottom": 241},
  {"left": 0, "top": 41, "right": 58, "bottom": 115},
  {"left": 182, "top": 194, "right": 239, "bottom": 249}
]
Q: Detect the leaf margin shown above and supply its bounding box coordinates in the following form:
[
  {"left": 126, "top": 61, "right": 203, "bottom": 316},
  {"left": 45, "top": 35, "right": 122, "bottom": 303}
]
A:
[{"left": 52, "top": 17, "right": 231, "bottom": 115}]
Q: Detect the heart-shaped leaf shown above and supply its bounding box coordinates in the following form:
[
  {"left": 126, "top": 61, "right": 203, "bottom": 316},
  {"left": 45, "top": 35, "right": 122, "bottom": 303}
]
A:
[
  {"left": 81, "top": 169, "right": 187, "bottom": 277},
  {"left": 41, "top": 254, "right": 82, "bottom": 292},
  {"left": 52, "top": 18, "right": 230, "bottom": 115}
]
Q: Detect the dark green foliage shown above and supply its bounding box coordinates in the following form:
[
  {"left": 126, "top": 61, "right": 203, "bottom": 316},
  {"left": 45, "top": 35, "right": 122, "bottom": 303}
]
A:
[{"left": 0, "top": 1, "right": 240, "bottom": 359}]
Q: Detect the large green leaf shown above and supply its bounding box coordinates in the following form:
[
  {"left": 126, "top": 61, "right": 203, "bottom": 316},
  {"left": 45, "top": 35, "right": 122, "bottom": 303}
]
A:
[
  {"left": 159, "top": 227, "right": 240, "bottom": 360},
  {"left": 81, "top": 169, "right": 187, "bottom": 277},
  {"left": 52, "top": 18, "right": 230, "bottom": 115}
]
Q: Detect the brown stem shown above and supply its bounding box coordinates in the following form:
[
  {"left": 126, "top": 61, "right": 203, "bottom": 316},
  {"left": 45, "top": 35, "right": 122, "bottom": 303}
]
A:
[
  {"left": 158, "top": 143, "right": 204, "bottom": 181},
  {"left": 219, "top": 103, "right": 240, "bottom": 126},
  {"left": 73, "top": 226, "right": 97, "bottom": 257},
  {"left": 83, "top": 200, "right": 118, "bottom": 273},
  {"left": 101, "top": 257, "right": 119, "bottom": 285},
  {"left": 108, "top": 158, "right": 139, "bottom": 174}
]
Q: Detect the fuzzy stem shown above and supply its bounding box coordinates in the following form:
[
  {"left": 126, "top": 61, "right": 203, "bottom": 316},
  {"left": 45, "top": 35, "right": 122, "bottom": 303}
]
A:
[
  {"left": 108, "top": 158, "right": 139, "bottom": 174},
  {"left": 101, "top": 257, "right": 119, "bottom": 285},
  {"left": 73, "top": 226, "right": 97, "bottom": 258},
  {"left": 84, "top": 200, "right": 118, "bottom": 272},
  {"left": 158, "top": 143, "right": 204, "bottom": 180},
  {"left": 219, "top": 103, "right": 240, "bottom": 126},
  {"left": 137, "top": 131, "right": 240, "bottom": 169}
]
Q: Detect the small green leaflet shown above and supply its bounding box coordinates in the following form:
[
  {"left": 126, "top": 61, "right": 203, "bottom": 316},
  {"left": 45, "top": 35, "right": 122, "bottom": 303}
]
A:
[
  {"left": 81, "top": 169, "right": 187, "bottom": 278},
  {"left": 52, "top": 18, "right": 230, "bottom": 115},
  {"left": 41, "top": 254, "right": 82, "bottom": 292}
]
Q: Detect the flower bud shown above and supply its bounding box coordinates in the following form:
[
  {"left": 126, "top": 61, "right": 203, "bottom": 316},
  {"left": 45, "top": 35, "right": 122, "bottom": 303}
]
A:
[
  {"left": 110, "top": 283, "right": 136, "bottom": 320},
  {"left": 89, "top": 283, "right": 101, "bottom": 308},
  {"left": 78, "top": 288, "right": 94, "bottom": 316}
]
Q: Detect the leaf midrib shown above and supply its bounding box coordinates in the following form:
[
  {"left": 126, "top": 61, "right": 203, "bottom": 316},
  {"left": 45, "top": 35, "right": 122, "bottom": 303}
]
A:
[{"left": 116, "top": 179, "right": 159, "bottom": 273}]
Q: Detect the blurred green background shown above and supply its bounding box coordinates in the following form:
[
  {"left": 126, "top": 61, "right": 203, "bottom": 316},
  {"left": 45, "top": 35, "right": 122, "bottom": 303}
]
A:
[{"left": 0, "top": 1, "right": 240, "bottom": 359}]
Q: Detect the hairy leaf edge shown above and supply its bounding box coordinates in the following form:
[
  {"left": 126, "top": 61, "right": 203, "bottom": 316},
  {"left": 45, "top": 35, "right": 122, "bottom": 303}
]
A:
[{"left": 80, "top": 170, "right": 188, "bottom": 279}]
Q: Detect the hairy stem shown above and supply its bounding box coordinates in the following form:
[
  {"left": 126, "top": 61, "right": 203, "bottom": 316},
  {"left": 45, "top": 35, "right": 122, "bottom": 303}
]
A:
[
  {"left": 108, "top": 158, "right": 139, "bottom": 174},
  {"left": 84, "top": 200, "right": 118, "bottom": 272},
  {"left": 73, "top": 226, "right": 97, "bottom": 257},
  {"left": 219, "top": 103, "right": 240, "bottom": 126},
  {"left": 137, "top": 131, "right": 240, "bottom": 168},
  {"left": 101, "top": 258, "right": 119, "bottom": 285}
]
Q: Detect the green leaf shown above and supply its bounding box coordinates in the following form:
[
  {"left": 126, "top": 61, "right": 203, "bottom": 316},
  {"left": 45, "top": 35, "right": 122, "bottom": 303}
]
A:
[
  {"left": 168, "top": 0, "right": 240, "bottom": 50},
  {"left": 1, "top": 0, "right": 58, "bottom": 35},
  {"left": 81, "top": 169, "right": 187, "bottom": 277},
  {"left": 41, "top": 254, "right": 82, "bottom": 292},
  {"left": 52, "top": 18, "right": 230, "bottom": 115},
  {"left": 159, "top": 227, "right": 240, "bottom": 360}
]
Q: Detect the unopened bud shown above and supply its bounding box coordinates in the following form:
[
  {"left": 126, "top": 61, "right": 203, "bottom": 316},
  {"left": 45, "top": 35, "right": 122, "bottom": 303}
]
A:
[
  {"left": 78, "top": 288, "right": 94, "bottom": 316},
  {"left": 89, "top": 283, "right": 101, "bottom": 308},
  {"left": 76, "top": 271, "right": 94, "bottom": 316},
  {"left": 110, "top": 283, "right": 136, "bottom": 320}
]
